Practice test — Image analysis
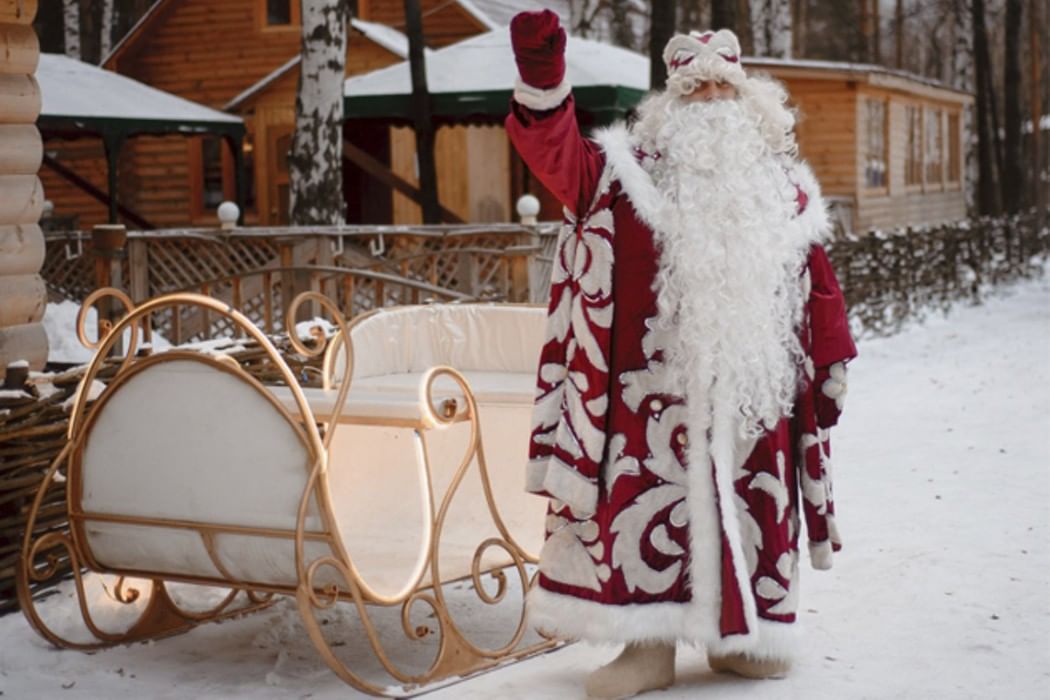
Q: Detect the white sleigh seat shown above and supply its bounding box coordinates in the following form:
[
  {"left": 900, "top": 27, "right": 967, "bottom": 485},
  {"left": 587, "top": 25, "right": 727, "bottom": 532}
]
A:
[
  {"left": 269, "top": 304, "right": 549, "bottom": 599},
  {"left": 75, "top": 303, "right": 548, "bottom": 605}
]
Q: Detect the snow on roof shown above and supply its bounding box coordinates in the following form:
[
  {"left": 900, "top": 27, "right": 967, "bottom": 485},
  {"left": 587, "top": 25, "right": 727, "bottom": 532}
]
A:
[
  {"left": 465, "top": 0, "right": 571, "bottom": 27},
  {"left": 38, "top": 53, "right": 242, "bottom": 126},
  {"left": 351, "top": 18, "right": 413, "bottom": 57},
  {"left": 224, "top": 19, "right": 422, "bottom": 112},
  {"left": 344, "top": 29, "right": 648, "bottom": 97},
  {"left": 454, "top": 0, "right": 501, "bottom": 30},
  {"left": 743, "top": 56, "right": 972, "bottom": 96}
]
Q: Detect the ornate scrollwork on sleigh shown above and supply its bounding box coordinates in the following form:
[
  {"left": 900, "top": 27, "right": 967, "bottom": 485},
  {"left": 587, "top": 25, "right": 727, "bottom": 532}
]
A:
[{"left": 18, "top": 289, "right": 553, "bottom": 695}]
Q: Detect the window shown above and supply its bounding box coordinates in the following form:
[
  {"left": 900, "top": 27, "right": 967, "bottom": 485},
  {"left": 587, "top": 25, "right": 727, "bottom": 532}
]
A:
[
  {"left": 925, "top": 108, "right": 943, "bottom": 184},
  {"left": 864, "top": 99, "right": 888, "bottom": 188},
  {"left": 905, "top": 105, "right": 923, "bottom": 186},
  {"left": 947, "top": 113, "right": 961, "bottom": 182},
  {"left": 267, "top": 0, "right": 292, "bottom": 25},
  {"left": 259, "top": 0, "right": 300, "bottom": 29}
]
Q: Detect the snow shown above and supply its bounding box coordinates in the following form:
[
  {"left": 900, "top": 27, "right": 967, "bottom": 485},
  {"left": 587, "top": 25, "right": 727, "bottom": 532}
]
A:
[
  {"left": 3, "top": 275, "right": 1049, "bottom": 698},
  {"left": 466, "top": 0, "right": 571, "bottom": 27},
  {"left": 38, "top": 54, "right": 242, "bottom": 125},
  {"left": 42, "top": 301, "right": 172, "bottom": 365},
  {"left": 344, "top": 29, "right": 649, "bottom": 97}
]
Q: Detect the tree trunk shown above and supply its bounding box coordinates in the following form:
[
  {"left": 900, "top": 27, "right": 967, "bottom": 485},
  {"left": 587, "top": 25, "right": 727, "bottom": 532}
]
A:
[
  {"left": 711, "top": 0, "right": 738, "bottom": 34},
  {"left": 99, "top": 0, "right": 114, "bottom": 61},
  {"left": 288, "top": 0, "right": 348, "bottom": 225},
  {"left": 650, "top": 1, "right": 675, "bottom": 90},
  {"left": 895, "top": 0, "right": 903, "bottom": 68},
  {"left": 951, "top": 0, "right": 977, "bottom": 212},
  {"left": 749, "top": 0, "right": 792, "bottom": 57},
  {"left": 404, "top": 0, "right": 440, "bottom": 224},
  {"left": 1001, "top": 0, "right": 1023, "bottom": 212},
  {"left": 1030, "top": 0, "right": 1044, "bottom": 218},
  {"left": 793, "top": 0, "right": 807, "bottom": 57},
  {"left": 871, "top": 0, "right": 880, "bottom": 64},
  {"left": 63, "top": 0, "right": 80, "bottom": 59},
  {"left": 972, "top": 0, "right": 1000, "bottom": 215}
]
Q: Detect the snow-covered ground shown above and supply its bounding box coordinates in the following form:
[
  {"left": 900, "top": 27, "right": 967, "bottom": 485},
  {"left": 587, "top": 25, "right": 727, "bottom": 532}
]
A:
[{"left": 5, "top": 276, "right": 1049, "bottom": 699}]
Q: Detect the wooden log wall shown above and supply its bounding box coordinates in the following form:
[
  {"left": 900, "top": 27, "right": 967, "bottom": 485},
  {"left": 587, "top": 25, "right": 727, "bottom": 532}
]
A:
[{"left": 0, "top": 0, "right": 47, "bottom": 371}]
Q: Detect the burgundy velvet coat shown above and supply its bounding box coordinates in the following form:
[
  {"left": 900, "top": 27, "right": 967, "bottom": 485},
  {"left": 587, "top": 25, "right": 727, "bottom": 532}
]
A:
[{"left": 507, "top": 93, "right": 857, "bottom": 659}]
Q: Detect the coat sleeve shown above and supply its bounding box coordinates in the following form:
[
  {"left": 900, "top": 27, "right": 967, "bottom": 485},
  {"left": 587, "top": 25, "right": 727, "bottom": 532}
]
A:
[
  {"left": 504, "top": 89, "right": 607, "bottom": 218},
  {"left": 795, "top": 244, "right": 857, "bottom": 570}
]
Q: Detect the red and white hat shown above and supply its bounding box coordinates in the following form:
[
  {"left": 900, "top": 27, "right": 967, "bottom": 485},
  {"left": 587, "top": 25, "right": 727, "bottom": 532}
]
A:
[{"left": 662, "top": 29, "right": 746, "bottom": 95}]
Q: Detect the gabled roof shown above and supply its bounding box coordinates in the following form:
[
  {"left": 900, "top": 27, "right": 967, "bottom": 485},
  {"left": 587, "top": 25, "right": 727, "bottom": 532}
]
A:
[
  {"left": 38, "top": 53, "right": 243, "bottom": 137},
  {"left": 343, "top": 29, "right": 648, "bottom": 124},
  {"left": 223, "top": 19, "right": 424, "bottom": 112},
  {"left": 103, "top": 0, "right": 493, "bottom": 69}
]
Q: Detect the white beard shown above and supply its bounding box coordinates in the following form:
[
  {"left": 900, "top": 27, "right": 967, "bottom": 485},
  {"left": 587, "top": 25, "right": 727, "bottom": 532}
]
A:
[{"left": 637, "top": 98, "right": 814, "bottom": 437}]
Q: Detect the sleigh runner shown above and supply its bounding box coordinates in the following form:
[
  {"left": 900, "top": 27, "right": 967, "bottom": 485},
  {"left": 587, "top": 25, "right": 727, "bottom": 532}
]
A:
[{"left": 17, "top": 289, "right": 553, "bottom": 696}]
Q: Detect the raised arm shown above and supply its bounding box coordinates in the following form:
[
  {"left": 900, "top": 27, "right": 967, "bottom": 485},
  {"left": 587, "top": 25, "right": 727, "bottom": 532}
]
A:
[{"left": 504, "top": 11, "right": 605, "bottom": 217}]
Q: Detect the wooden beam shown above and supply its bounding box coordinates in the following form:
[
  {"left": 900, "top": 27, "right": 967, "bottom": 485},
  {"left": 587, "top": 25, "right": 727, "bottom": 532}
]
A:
[
  {"left": 0, "top": 124, "right": 41, "bottom": 174},
  {"left": 0, "top": 73, "right": 40, "bottom": 123},
  {"left": 0, "top": 0, "right": 38, "bottom": 25},
  {"left": 0, "top": 174, "right": 41, "bottom": 224},
  {"left": 343, "top": 140, "right": 464, "bottom": 224},
  {"left": 0, "top": 224, "right": 44, "bottom": 276},
  {"left": 0, "top": 23, "right": 38, "bottom": 75},
  {"left": 42, "top": 154, "right": 156, "bottom": 229}
]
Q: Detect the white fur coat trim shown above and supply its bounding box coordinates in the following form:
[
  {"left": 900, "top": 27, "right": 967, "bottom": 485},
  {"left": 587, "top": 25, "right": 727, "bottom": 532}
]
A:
[
  {"left": 514, "top": 78, "right": 573, "bottom": 112},
  {"left": 528, "top": 585, "right": 800, "bottom": 661}
]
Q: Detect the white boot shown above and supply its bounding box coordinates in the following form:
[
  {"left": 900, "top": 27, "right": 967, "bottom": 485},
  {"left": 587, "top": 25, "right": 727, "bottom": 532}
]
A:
[
  {"left": 707, "top": 651, "right": 791, "bottom": 679},
  {"left": 584, "top": 641, "right": 676, "bottom": 699}
]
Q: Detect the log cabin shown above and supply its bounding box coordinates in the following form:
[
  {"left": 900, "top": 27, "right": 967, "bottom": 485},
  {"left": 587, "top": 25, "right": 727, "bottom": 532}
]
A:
[
  {"left": 348, "top": 43, "right": 973, "bottom": 231},
  {"left": 1, "top": 0, "right": 48, "bottom": 371},
  {"left": 39, "top": 0, "right": 494, "bottom": 230}
]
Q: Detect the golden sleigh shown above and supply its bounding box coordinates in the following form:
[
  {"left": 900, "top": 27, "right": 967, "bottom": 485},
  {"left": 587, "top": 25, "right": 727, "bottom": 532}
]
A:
[{"left": 17, "top": 290, "right": 553, "bottom": 696}]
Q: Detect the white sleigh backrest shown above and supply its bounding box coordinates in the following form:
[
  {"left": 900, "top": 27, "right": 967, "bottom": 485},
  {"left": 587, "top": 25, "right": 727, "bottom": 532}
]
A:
[
  {"left": 77, "top": 356, "right": 326, "bottom": 584},
  {"left": 337, "top": 304, "right": 548, "bottom": 383}
]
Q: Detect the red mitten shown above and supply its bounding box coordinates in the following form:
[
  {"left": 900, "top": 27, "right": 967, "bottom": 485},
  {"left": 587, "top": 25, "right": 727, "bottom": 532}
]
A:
[{"left": 510, "top": 10, "right": 567, "bottom": 89}]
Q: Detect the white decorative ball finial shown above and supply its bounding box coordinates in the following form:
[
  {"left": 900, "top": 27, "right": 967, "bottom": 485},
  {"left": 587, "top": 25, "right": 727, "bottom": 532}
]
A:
[
  {"left": 516, "top": 194, "right": 540, "bottom": 224},
  {"left": 217, "top": 201, "right": 240, "bottom": 230}
]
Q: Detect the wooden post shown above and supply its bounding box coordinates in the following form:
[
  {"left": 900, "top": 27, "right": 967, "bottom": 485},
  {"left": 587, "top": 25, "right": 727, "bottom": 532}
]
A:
[
  {"left": 127, "top": 237, "right": 149, "bottom": 302},
  {"left": 506, "top": 246, "right": 531, "bottom": 303},
  {"left": 91, "top": 224, "right": 127, "bottom": 354},
  {"left": 456, "top": 250, "right": 478, "bottom": 297},
  {"left": 0, "top": 0, "right": 47, "bottom": 371},
  {"left": 102, "top": 133, "right": 125, "bottom": 225}
]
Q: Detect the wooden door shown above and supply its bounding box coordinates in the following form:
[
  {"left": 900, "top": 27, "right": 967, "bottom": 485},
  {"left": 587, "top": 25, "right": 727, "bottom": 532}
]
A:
[{"left": 267, "top": 125, "right": 294, "bottom": 225}]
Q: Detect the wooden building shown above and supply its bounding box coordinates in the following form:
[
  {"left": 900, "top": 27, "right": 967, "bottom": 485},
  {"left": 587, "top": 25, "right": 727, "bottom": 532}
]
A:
[
  {"left": 746, "top": 58, "right": 973, "bottom": 233},
  {"left": 0, "top": 0, "right": 48, "bottom": 370},
  {"left": 40, "top": 0, "right": 493, "bottom": 230}
]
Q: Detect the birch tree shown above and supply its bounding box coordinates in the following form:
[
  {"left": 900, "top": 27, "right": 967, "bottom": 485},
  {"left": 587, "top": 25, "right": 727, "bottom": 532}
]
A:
[
  {"left": 100, "top": 0, "right": 115, "bottom": 61},
  {"left": 950, "top": 0, "right": 977, "bottom": 211},
  {"left": 288, "top": 0, "right": 348, "bottom": 225},
  {"left": 749, "top": 0, "right": 792, "bottom": 58},
  {"left": 63, "top": 0, "right": 81, "bottom": 59}
]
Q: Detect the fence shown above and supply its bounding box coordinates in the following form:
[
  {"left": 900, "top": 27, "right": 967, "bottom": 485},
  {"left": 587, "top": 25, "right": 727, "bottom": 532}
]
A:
[
  {"left": 826, "top": 207, "right": 1049, "bottom": 336},
  {"left": 42, "top": 223, "right": 560, "bottom": 344}
]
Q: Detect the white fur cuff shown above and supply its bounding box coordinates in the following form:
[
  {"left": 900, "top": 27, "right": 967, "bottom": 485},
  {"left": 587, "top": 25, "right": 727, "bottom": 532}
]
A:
[
  {"left": 809, "top": 540, "right": 834, "bottom": 570},
  {"left": 513, "top": 78, "right": 573, "bottom": 112}
]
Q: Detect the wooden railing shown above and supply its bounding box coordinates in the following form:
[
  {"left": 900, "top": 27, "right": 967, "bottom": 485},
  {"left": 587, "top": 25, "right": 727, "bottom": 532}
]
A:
[{"left": 42, "top": 223, "right": 560, "bottom": 345}]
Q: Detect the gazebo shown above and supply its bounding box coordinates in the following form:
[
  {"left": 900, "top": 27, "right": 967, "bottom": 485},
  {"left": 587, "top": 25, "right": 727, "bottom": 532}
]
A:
[
  {"left": 343, "top": 29, "right": 649, "bottom": 126},
  {"left": 342, "top": 30, "right": 648, "bottom": 223},
  {"left": 37, "top": 54, "right": 246, "bottom": 227}
]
